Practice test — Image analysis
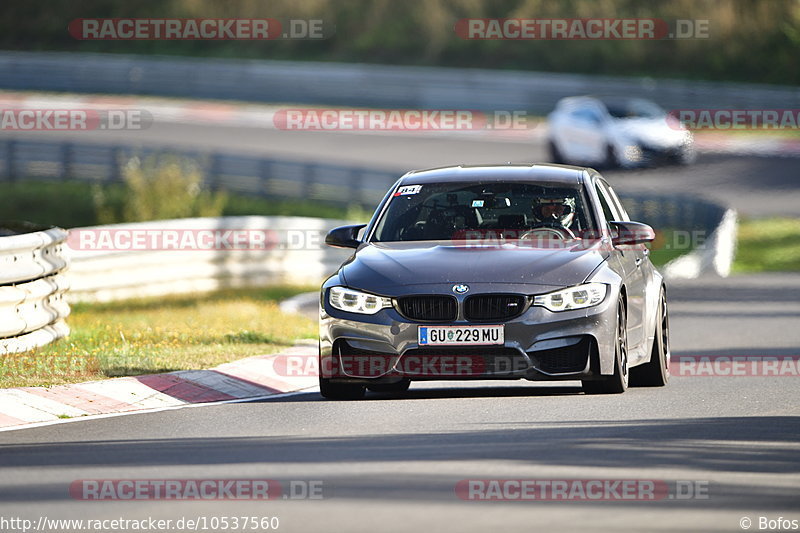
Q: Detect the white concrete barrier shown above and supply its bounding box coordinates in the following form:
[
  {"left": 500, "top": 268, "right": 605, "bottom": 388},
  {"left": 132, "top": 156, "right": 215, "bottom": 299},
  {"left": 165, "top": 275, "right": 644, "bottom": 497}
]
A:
[
  {"left": 663, "top": 209, "right": 738, "bottom": 279},
  {"left": 66, "top": 216, "right": 353, "bottom": 302},
  {"left": 0, "top": 225, "right": 70, "bottom": 354}
]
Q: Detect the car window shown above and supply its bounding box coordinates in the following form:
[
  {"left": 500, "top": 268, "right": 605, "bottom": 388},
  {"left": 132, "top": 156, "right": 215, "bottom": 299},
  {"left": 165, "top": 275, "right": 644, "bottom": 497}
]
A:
[
  {"left": 371, "top": 181, "right": 596, "bottom": 242},
  {"left": 572, "top": 108, "right": 603, "bottom": 124},
  {"left": 604, "top": 99, "right": 665, "bottom": 119},
  {"left": 602, "top": 181, "right": 631, "bottom": 221},
  {"left": 594, "top": 181, "right": 621, "bottom": 224}
]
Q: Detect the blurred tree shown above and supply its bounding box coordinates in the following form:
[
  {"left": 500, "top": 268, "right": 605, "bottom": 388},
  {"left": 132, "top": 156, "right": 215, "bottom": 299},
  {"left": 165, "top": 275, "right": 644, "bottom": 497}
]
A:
[
  {"left": 0, "top": 0, "right": 797, "bottom": 84},
  {"left": 94, "top": 155, "right": 227, "bottom": 223}
]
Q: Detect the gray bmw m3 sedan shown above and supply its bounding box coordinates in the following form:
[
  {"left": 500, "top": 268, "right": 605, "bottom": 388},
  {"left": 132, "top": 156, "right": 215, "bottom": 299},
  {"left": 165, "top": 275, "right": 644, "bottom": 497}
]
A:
[{"left": 319, "top": 163, "right": 670, "bottom": 399}]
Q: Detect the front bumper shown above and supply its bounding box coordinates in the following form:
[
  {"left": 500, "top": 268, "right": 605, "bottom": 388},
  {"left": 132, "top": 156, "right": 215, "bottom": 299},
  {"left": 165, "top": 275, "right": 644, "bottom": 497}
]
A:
[
  {"left": 619, "top": 141, "right": 695, "bottom": 168},
  {"left": 319, "top": 284, "right": 619, "bottom": 383}
]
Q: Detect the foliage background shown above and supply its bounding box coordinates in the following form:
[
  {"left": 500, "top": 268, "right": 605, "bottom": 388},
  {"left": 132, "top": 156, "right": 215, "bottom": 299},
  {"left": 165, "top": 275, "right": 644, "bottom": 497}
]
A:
[{"left": 0, "top": 0, "right": 798, "bottom": 84}]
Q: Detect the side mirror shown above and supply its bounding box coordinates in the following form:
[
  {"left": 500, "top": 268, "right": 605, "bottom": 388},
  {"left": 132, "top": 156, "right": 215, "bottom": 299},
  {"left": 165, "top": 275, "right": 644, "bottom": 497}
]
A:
[
  {"left": 325, "top": 224, "right": 367, "bottom": 249},
  {"left": 609, "top": 221, "right": 655, "bottom": 245}
]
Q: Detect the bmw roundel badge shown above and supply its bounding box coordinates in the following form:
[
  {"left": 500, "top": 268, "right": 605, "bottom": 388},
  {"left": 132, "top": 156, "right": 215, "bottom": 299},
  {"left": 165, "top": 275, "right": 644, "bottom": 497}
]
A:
[{"left": 452, "top": 284, "right": 470, "bottom": 294}]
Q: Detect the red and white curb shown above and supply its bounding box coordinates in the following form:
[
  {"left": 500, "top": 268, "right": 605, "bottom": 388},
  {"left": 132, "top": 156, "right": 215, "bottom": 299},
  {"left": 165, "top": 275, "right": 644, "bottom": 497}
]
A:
[
  {"left": 694, "top": 133, "right": 800, "bottom": 158},
  {"left": 0, "top": 343, "right": 318, "bottom": 431},
  {"left": 0, "top": 91, "right": 547, "bottom": 143}
]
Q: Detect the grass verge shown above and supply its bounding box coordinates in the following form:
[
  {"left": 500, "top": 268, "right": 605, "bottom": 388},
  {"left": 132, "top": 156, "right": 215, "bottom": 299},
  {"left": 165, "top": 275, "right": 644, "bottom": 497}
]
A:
[
  {"left": 0, "top": 180, "right": 369, "bottom": 229},
  {"left": 647, "top": 228, "right": 695, "bottom": 267},
  {"left": 0, "top": 286, "right": 318, "bottom": 389},
  {"left": 732, "top": 218, "right": 800, "bottom": 273}
]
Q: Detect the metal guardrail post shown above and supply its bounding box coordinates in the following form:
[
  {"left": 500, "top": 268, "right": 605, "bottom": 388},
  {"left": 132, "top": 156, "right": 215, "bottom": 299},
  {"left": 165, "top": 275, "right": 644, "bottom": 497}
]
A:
[
  {"left": 302, "top": 163, "right": 315, "bottom": 198},
  {"left": 208, "top": 153, "right": 222, "bottom": 191},
  {"left": 348, "top": 169, "right": 363, "bottom": 206},
  {"left": 260, "top": 159, "right": 273, "bottom": 195},
  {"left": 109, "top": 145, "right": 123, "bottom": 183},
  {"left": 59, "top": 142, "right": 72, "bottom": 181},
  {"left": 5, "top": 139, "right": 17, "bottom": 183}
]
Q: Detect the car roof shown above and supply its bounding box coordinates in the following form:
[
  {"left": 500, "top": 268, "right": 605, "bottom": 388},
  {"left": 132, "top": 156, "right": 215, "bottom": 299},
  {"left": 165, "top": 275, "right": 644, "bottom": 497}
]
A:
[
  {"left": 556, "top": 95, "right": 656, "bottom": 109},
  {"left": 398, "top": 163, "right": 591, "bottom": 186}
]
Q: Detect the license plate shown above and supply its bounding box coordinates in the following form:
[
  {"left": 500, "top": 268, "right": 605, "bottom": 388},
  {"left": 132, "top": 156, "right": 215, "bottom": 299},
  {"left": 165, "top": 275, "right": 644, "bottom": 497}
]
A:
[{"left": 418, "top": 325, "right": 504, "bottom": 346}]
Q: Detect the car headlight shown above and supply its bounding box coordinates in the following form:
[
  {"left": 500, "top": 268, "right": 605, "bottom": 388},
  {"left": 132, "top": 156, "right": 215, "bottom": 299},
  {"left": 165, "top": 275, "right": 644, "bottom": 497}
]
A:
[
  {"left": 623, "top": 144, "right": 643, "bottom": 161},
  {"left": 328, "top": 286, "right": 392, "bottom": 315},
  {"left": 533, "top": 283, "right": 607, "bottom": 312}
]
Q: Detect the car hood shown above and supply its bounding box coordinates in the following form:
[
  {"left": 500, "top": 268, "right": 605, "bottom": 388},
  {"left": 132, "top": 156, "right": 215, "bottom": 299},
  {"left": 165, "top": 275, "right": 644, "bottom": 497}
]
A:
[
  {"left": 614, "top": 117, "right": 691, "bottom": 148},
  {"left": 341, "top": 240, "right": 609, "bottom": 293}
]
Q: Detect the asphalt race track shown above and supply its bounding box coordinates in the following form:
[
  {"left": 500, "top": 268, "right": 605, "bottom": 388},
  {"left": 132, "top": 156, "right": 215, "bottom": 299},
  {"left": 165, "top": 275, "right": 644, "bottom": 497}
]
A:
[
  {"left": 2, "top": 122, "right": 800, "bottom": 217},
  {"left": 1, "top": 121, "right": 799, "bottom": 532}
]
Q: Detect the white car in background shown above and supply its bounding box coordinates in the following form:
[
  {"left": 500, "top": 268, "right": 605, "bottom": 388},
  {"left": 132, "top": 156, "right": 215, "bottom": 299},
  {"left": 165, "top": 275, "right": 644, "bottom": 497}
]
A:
[{"left": 547, "top": 96, "right": 695, "bottom": 168}]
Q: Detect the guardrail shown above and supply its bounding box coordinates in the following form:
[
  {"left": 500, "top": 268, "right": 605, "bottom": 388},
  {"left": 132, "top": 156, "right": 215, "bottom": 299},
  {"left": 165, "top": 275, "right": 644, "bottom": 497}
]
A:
[
  {"left": 65, "top": 204, "right": 733, "bottom": 304},
  {"left": 0, "top": 138, "right": 736, "bottom": 235},
  {"left": 0, "top": 139, "right": 399, "bottom": 209},
  {"left": 2, "top": 137, "right": 736, "bottom": 295},
  {"left": 2, "top": 51, "right": 798, "bottom": 112},
  {"left": 1, "top": 202, "right": 732, "bottom": 353},
  {"left": 66, "top": 216, "right": 352, "bottom": 302},
  {"left": 0, "top": 223, "right": 70, "bottom": 354}
]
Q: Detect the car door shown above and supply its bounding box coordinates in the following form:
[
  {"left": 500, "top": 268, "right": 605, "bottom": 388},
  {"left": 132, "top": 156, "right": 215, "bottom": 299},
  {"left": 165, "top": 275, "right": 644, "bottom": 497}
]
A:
[
  {"left": 594, "top": 179, "right": 647, "bottom": 357},
  {"left": 557, "top": 105, "right": 601, "bottom": 163},
  {"left": 604, "top": 181, "right": 658, "bottom": 357},
  {"left": 551, "top": 106, "right": 582, "bottom": 162},
  {"left": 569, "top": 106, "right": 608, "bottom": 164}
]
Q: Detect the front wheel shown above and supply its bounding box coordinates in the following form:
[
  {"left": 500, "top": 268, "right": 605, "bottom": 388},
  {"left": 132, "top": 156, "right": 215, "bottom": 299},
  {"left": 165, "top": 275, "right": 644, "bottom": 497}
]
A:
[
  {"left": 319, "top": 377, "right": 366, "bottom": 400},
  {"left": 675, "top": 145, "right": 697, "bottom": 165},
  {"left": 582, "top": 297, "right": 629, "bottom": 394},
  {"left": 630, "top": 288, "right": 670, "bottom": 387},
  {"left": 548, "top": 140, "right": 565, "bottom": 164}
]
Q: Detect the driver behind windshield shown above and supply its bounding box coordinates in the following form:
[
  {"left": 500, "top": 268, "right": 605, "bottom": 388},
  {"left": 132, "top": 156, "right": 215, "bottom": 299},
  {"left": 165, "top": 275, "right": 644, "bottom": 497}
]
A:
[
  {"left": 531, "top": 195, "right": 576, "bottom": 229},
  {"left": 371, "top": 182, "right": 591, "bottom": 242}
]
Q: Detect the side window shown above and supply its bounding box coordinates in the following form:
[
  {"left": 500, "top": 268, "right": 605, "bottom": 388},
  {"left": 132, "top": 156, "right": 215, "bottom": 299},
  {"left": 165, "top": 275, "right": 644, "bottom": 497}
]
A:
[
  {"left": 605, "top": 185, "right": 631, "bottom": 221},
  {"left": 573, "top": 108, "right": 602, "bottom": 125},
  {"left": 594, "top": 181, "right": 620, "bottom": 225}
]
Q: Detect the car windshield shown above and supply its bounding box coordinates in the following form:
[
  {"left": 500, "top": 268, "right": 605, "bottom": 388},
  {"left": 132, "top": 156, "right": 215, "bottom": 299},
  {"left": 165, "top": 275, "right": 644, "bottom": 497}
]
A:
[
  {"left": 371, "top": 181, "right": 595, "bottom": 242},
  {"left": 603, "top": 99, "right": 665, "bottom": 120}
]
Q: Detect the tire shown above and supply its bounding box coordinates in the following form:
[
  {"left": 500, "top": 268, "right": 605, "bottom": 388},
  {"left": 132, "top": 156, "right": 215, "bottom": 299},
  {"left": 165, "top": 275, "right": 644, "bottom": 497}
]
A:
[
  {"left": 672, "top": 143, "right": 696, "bottom": 165},
  {"left": 602, "top": 143, "right": 620, "bottom": 169},
  {"left": 548, "top": 140, "right": 565, "bottom": 164},
  {"left": 630, "top": 288, "right": 670, "bottom": 387},
  {"left": 367, "top": 379, "right": 411, "bottom": 394},
  {"left": 582, "top": 297, "right": 629, "bottom": 394},
  {"left": 319, "top": 377, "right": 366, "bottom": 400}
]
